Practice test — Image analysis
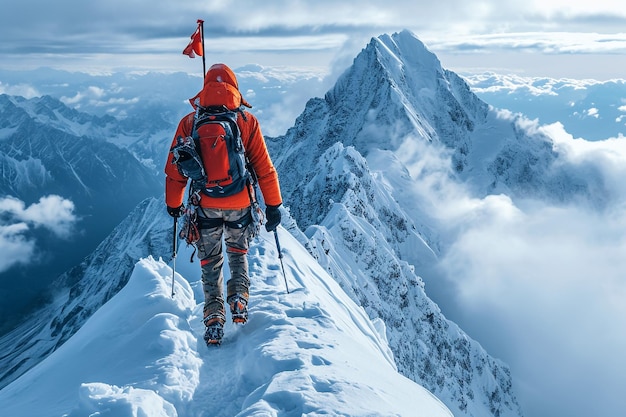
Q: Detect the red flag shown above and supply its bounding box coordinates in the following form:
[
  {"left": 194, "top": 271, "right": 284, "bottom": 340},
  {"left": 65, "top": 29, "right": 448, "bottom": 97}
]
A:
[{"left": 182, "top": 25, "right": 203, "bottom": 58}]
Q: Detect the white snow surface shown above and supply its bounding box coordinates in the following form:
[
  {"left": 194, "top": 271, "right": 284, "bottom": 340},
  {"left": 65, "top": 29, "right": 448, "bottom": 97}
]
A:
[{"left": 0, "top": 229, "right": 452, "bottom": 417}]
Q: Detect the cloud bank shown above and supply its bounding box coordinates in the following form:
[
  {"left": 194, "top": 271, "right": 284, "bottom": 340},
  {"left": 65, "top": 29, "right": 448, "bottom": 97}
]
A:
[
  {"left": 402, "top": 119, "right": 626, "bottom": 417},
  {"left": 0, "top": 195, "right": 77, "bottom": 272}
]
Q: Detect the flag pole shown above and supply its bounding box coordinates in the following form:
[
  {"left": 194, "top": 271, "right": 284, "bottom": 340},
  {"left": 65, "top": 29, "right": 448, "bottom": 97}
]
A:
[{"left": 198, "top": 19, "right": 206, "bottom": 76}]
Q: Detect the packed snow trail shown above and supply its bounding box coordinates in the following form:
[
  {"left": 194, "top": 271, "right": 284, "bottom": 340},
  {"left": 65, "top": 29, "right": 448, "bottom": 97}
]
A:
[{"left": 0, "top": 229, "right": 452, "bottom": 417}]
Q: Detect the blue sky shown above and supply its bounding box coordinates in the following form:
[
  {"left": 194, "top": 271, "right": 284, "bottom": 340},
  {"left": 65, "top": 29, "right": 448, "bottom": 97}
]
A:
[{"left": 2, "top": 1, "right": 626, "bottom": 79}]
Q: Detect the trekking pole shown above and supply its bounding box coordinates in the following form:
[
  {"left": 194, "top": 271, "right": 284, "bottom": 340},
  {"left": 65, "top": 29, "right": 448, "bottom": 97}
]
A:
[
  {"left": 273, "top": 229, "right": 289, "bottom": 294},
  {"left": 171, "top": 216, "right": 178, "bottom": 298}
]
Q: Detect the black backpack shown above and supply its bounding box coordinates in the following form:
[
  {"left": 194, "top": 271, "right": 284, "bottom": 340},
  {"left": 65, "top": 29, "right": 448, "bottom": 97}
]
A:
[{"left": 171, "top": 105, "right": 252, "bottom": 197}]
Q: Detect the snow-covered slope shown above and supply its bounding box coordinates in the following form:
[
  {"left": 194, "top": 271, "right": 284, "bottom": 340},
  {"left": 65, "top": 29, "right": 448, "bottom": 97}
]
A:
[
  {"left": 0, "top": 94, "right": 161, "bottom": 199},
  {"left": 0, "top": 227, "right": 452, "bottom": 417},
  {"left": 0, "top": 198, "right": 171, "bottom": 389},
  {"left": 268, "top": 30, "right": 525, "bottom": 417}
]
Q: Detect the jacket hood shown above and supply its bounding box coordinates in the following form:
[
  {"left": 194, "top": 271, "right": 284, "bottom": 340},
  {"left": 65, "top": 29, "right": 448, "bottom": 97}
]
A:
[
  {"left": 204, "top": 63, "right": 239, "bottom": 89},
  {"left": 189, "top": 63, "right": 251, "bottom": 109}
]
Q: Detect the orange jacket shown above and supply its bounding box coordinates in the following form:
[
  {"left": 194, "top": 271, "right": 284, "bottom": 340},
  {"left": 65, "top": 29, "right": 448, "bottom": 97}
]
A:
[{"left": 164, "top": 64, "right": 282, "bottom": 210}]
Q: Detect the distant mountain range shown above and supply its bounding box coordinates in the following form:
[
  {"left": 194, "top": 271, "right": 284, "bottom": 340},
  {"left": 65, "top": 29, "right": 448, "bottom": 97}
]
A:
[{"left": 0, "top": 94, "right": 162, "bottom": 331}]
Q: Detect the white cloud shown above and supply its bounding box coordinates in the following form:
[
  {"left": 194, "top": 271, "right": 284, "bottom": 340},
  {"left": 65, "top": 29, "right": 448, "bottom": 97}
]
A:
[
  {"left": 585, "top": 107, "right": 599, "bottom": 118},
  {"left": 0, "top": 81, "right": 40, "bottom": 98},
  {"left": 0, "top": 223, "right": 35, "bottom": 273},
  {"left": 0, "top": 195, "right": 78, "bottom": 272},
  {"left": 413, "top": 128, "right": 626, "bottom": 416},
  {"left": 425, "top": 31, "right": 626, "bottom": 56},
  {"left": 440, "top": 197, "right": 626, "bottom": 417},
  {"left": 60, "top": 85, "right": 141, "bottom": 110},
  {"left": 543, "top": 123, "right": 626, "bottom": 197},
  {"left": 393, "top": 122, "right": 626, "bottom": 417},
  {"left": 20, "top": 195, "right": 77, "bottom": 237}
]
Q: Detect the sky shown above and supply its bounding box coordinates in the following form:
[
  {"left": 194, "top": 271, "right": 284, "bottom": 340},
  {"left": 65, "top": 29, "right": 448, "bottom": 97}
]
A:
[
  {"left": 1, "top": 1, "right": 626, "bottom": 80},
  {"left": 0, "top": 231, "right": 453, "bottom": 417}
]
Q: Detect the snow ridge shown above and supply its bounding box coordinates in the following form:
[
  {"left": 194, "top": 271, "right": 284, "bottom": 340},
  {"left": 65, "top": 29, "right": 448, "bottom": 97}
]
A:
[{"left": 0, "top": 228, "right": 453, "bottom": 417}]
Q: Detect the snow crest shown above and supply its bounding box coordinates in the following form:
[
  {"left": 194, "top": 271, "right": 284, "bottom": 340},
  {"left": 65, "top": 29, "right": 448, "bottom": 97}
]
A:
[{"left": 0, "top": 231, "right": 453, "bottom": 417}]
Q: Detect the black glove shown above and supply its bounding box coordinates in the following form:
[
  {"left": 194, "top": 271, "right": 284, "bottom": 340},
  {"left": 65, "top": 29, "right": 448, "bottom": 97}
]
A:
[
  {"left": 167, "top": 205, "right": 184, "bottom": 218},
  {"left": 265, "top": 205, "right": 281, "bottom": 232}
]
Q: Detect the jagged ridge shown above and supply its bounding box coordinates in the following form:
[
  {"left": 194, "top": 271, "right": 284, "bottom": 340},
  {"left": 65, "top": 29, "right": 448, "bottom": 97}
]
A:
[{"left": 268, "top": 30, "right": 530, "bottom": 417}]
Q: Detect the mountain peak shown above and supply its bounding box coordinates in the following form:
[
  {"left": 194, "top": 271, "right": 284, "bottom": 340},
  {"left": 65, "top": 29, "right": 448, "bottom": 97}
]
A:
[
  {"left": 320, "top": 29, "right": 484, "bottom": 160},
  {"left": 374, "top": 30, "right": 443, "bottom": 75},
  {"left": 270, "top": 30, "right": 525, "bottom": 417}
]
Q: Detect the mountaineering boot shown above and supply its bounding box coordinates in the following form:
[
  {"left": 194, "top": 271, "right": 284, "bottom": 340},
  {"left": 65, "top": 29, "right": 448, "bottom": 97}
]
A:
[
  {"left": 203, "top": 315, "right": 225, "bottom": 346},
  {"left": 227, "top": 294, "right": 248, "bottom": 324}
]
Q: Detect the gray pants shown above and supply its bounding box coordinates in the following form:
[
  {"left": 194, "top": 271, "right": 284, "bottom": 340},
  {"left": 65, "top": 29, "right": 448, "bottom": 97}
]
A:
[{"left": 196, "top": 207, "right": 252, "bottom": 323}]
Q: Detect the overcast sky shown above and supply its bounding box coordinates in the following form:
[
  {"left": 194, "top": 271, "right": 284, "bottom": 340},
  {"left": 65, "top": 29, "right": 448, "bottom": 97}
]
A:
[
  {"left": 2, "top": 3, "right": 626, "bottom": 417},
  {"left": 2, "top": 1, "right": 626, "bottom": 80}
]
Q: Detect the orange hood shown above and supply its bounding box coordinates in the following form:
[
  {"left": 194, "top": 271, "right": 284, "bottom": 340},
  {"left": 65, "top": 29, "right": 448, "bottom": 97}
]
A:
[{"left": 189, "top": 63, "right": 252, "bottom": 109}]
